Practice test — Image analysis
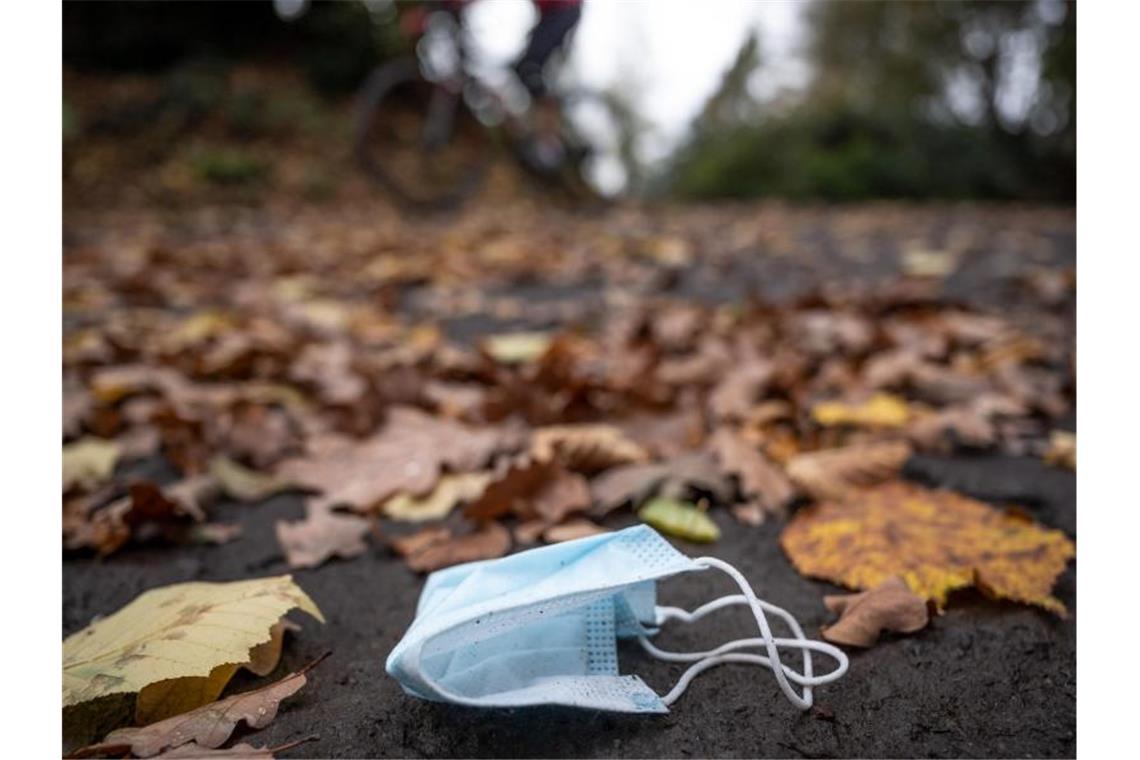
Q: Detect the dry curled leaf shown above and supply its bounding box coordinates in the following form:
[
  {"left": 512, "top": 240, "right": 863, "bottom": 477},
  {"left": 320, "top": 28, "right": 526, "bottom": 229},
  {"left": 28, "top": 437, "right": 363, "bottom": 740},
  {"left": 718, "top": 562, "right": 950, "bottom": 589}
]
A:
[
  {"left": 708, "top": 359, "right": 773, "bottom": 421},
  {"left": 64, "top": 477, "right": 218, "bottom": 556},
  {"left": 708, "top": 428, "right": 794, "bottom": 516},
  {"left": 543, "top": 518, "right": 609, "bottom": 543},
  {"left": 481, "top": 331, "right": 552, "bottom": 364},
  {"left": 1044, "top": 430, "right": 1075, "bottom": 470},
  {"left": 395, "top": 522, "right": 511, "bottom": 572},
  {"left": 821, "top": 577, "right": 930, "bottom": 648},
  {"left": 279, "top": 407, "right": 518, "bottom": 513},
  {"left": 786, "top": 441, "right": 912, "bottom": 501},
  {"left": 210, "top": 456, "right": 294, "bottom": 503},
  {"left": 590, "top": 452, "right": 733, "bottom": 517},
  {"left": 275, "top": 505, "right": 370, "bottom": 569},
  {"left": 462, "top": 458, "right": 589, "bottom": 523},
  {"left": 731, "top": 502, "right": 766, "bottom": 526},
  {"left": 812, "top": 393, "right": 911, "bottom": 429},
  {"left": 781, "top": 481, "right": 1075, "bottom": 614},
  {"left": 616, "top": 406, "right": 705, "bottom": 459},
  {"left": 382, "top": 472, "right": 493, "bottom": 522},
  {"left": 83, "top": 654, "right": 327, "bottom": 758},
  {"left": 530, "top": 424, "right": 648, "bottom": 474}
]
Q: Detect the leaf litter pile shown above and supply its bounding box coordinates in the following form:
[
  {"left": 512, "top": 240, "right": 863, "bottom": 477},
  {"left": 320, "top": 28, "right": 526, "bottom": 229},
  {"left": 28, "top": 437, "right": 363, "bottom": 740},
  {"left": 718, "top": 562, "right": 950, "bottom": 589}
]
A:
[{"left": 63, "top": 200, "right": 1075, "bottom": 755}]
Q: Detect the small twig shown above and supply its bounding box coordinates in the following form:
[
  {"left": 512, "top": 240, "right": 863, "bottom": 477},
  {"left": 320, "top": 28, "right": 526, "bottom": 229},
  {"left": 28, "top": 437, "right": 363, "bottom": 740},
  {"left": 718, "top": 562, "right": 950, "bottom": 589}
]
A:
[
  {"left": 269, "top": 734, "right": 320, "bottom": 755},
  {"left": 293, "top": 650, "right": 332, "bottom": 679}
]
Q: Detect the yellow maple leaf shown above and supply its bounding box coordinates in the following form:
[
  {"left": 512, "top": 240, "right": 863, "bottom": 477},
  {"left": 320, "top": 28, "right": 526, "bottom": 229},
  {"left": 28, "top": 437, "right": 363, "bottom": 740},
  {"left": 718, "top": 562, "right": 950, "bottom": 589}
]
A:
[
  {"left": 812, "top": 393, "right": 912, "bottom": 428},
  {"left": 63, "top": 575, "right": 323, "bottom": 709},
  {"left": 780, "top": 482, "right": 1074, "bottom": 615}
]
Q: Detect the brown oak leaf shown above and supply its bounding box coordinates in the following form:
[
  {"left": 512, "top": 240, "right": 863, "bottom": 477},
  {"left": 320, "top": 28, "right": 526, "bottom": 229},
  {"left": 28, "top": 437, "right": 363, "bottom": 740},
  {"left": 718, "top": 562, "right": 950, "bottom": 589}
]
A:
[
  {"left": 707, "top": 359, "right": 773, "bottom": 421},
  {"left": 395, "top": 522, "right": 511, "bottom": 572},
  {"left": 530, "top": 424, "right": 648, "bottom": 474},
  {"left": 785, "top": 441, "right": 912, "bottom": 501},
  {"left": 276, "top": 505, "right": 370, "bottom": 569},
  {"left": 590, "top": 453, "right": 733, "bottom": 517},
  {"left": 467, "top": 459, "right": 591, "bottom": 523},
  {"left": 279, "top": 406, "right": 520, "bottom": 513},
  {"left": 821, "top": 577, "right": 930, "bottom": 648},
  {"left": 544, "top": 518, "right": 610, "bottom": 543},
  {"left": 708, "top": 428, "right": 795, "bottom": 516}
]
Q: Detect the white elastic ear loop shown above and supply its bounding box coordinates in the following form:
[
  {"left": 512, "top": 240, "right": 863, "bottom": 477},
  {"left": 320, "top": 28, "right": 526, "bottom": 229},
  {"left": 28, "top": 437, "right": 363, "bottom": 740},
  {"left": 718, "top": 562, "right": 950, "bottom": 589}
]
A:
[{"left": 640, "top": 557, "right": 849, "bottom": 710}]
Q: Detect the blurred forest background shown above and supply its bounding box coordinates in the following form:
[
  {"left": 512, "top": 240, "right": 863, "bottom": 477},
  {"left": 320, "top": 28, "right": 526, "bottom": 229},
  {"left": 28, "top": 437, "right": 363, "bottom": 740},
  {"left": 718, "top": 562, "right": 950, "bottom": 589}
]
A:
[{"left": 63, "top": 0, "right": 1075, "bottom": 203}]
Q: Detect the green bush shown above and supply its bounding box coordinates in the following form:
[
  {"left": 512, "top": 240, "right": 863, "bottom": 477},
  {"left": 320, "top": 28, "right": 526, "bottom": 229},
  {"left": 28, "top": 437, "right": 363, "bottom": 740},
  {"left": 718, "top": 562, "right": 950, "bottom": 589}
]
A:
[{"left": 190, "top": 148, "right": 271, "bottom": 186}]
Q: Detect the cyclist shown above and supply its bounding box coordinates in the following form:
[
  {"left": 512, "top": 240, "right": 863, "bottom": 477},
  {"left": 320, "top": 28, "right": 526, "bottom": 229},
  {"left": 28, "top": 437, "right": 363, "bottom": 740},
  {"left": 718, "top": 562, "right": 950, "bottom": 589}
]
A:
[{"left": 396, "top": 0, "right": 584, "bottom": 173}]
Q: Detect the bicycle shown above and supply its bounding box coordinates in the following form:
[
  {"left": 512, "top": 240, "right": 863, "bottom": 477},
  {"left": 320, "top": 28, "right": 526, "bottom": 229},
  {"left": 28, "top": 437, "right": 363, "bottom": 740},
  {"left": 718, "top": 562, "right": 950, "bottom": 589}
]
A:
[{"left": 354, "top": 4, "right": 617, "bottom": 210}]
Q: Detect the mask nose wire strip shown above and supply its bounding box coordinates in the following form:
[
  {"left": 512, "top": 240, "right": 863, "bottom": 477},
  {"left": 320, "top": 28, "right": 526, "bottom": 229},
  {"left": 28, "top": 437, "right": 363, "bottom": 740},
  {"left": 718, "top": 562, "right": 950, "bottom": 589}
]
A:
[{"left": 640, "top": 557, "right": 849, "bottom": 709}]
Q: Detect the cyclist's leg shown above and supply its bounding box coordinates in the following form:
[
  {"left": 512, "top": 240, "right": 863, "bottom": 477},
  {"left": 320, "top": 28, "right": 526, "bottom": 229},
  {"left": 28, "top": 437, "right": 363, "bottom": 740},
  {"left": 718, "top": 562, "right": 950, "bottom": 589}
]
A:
[{"left": 513, "top": 2, "right": 583, "bottom": 98}]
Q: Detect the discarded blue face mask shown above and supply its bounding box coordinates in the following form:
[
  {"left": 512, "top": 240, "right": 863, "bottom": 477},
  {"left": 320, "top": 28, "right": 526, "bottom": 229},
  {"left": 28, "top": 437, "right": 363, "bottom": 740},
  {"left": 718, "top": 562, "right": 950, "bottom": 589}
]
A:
[{"left": 386, "top": 524, "right": 848, "bottom": 713}]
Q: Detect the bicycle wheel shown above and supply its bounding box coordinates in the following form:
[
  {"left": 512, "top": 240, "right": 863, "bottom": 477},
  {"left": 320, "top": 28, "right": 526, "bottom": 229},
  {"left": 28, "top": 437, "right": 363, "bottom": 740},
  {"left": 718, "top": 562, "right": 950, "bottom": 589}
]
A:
[{"left": 354, "top": 60, "right": 492, "bottom": 211}]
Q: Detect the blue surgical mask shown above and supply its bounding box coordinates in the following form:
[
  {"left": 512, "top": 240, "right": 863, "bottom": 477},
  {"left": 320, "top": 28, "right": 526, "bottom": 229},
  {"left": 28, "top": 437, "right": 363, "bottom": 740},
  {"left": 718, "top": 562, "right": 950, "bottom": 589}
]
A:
[{"left": 386, "top": 525, "right": 848, "bottom": 713}]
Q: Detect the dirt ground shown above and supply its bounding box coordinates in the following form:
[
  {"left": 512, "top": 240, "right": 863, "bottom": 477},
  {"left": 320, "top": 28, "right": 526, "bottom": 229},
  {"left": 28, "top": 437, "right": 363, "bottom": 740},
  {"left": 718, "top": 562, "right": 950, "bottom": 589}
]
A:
[{"left": 62, "top": 201, "right": 1076, "bottom": 758}]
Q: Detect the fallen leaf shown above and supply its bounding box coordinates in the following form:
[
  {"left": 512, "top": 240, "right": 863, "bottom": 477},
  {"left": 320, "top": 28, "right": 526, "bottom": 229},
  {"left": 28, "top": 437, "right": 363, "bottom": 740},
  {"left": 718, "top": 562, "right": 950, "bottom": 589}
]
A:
[
  {"left": 482, "top": 331, "right": 552, "bottom": 364},
  {"left": 506, "top": 519, "right": 541, "bottom": 545},
  {"left": 901, "top": 245, "right": 959, "bottom": 278},
  {"left": 638, "top": 497, "right": 720, "bottom": 543},
  {"left": 382, "top": 472, "right": 493, "bottom": 522},
  {"left": 792, "top": 311, "right": 875, "bottom": 356},
  {"left": 906, "top": 405, "right": 996, "bottom": 451},
  {"left": 731, "top": 502, "right": 766, "bottom": 526},
  {"left": 63, "top": 576, "right": 323, "bottom": 708},
  {"left": 398, "top": 522, "right": 511, "bottom": 572},
  {"left": 530, "top": 424, "right": 648, "bottom": 474},
  {"left": 462, "top": 458, "right": 589, "bottom": 522},
  {"left": 135, "top": 664, "right": 240, "bottom": 728},
  {"left": 708, "top": 428, "right": 795, "bottom": 515},
  {"left": 590, "top": 453, "right": 732, "bottom": 517},
  {"left": 589, "top": 462, "right": 668, "bottom": 516},
  {"left": 812, "top": 393, "right": 911, "bottom": 429},
  {"left": 780, "top": 481, "right": 1075, "bottom": 614},
  {"left": 821, "top": 577, "right": 930, "bottom": 648},
  {"left": 87, "top": 654, "right": 327, "bottom": 758},
  {"left": 543, "top": 518, "right": 610, "bottom": 543},
  {"left": 64, "top": 385, "right": 93, "bottom": 439},
  {"left": 908, "top": 362, "right": 990, "bottom": 405},
  {"left": 616, "top": 406, "right": 705, "bottom": 459},
  {"left": 116, "top": 426, "right": 162, "bottom": 461},
  {"left": 64, "top": 438, "right": 121, "bottom": 493},
  {"left": 64, "top": 477, "right": 218, "bottom": 556},
  {"left": 1044, "top": 430, "right": 1075, "bottom": 470},
  {"left": 279, "top": 407, "right": 519, "bottom": 513},
  {"left": 289, "top": 340, "right": 368, "bottom": 406},
  {"left": 133, "top": 619, "right": 297, "bottom": 726},
  {"left": 276, "top": 505, "right": 370, "bottom": 569},
  {"left": 708, "top": 359, "right": 773, "bottom": 421},
  {"left": 786, "top": 441, "right": 912, "bottom": 501},
  {"left": 210, "top": 456, "right": 294, "bottom": 503}
]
